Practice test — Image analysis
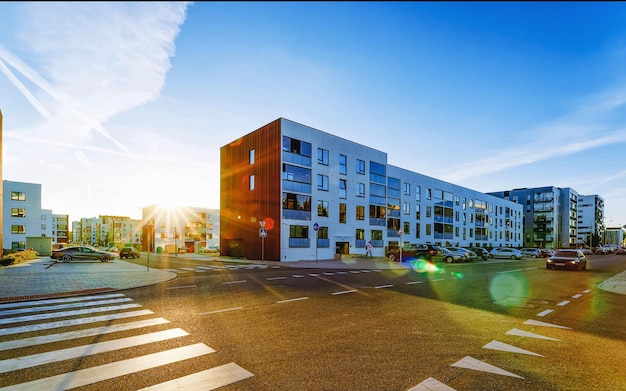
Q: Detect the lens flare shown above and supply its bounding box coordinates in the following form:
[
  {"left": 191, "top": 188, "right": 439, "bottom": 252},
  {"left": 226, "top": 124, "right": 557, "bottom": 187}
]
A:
[
  {"left": 489, "top": 274, "right": 529, "bottom": 307},
  {"left": 410, "top": 260, "right": 441, "bottom": 273}
]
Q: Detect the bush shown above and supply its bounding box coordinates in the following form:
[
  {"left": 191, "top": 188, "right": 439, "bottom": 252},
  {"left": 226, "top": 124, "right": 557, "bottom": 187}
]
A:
[{"left": 1, "top": 249, "right": 38, "bottom": 266}]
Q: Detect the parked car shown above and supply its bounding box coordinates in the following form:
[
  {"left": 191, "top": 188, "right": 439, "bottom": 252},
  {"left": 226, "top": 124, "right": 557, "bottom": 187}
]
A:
[
  {"left": 201, "top": 245, "right": 220, "bottom": 254},
  {"left": 441, "top": 247, "right": 465, "bottom": 263},
  {"left": 594, "top": 247, "right": 609, "bottom": 255},
  {"left": 539, "top": 249, "right": 554, "bottom": 257},
  {"left": 468, "top": 247, "right": 489, "bottom": 261},
  {"left": 580, "top": 248, "right": 593, "bottom": 255},
  {"left": 51, "top": 245, "right": 116, "bottom": 262},
  {"left": 520, "top": 248, "right": 542, "bottom": 258},
  {"left": 386, "top": 243, "right": 444, "bottom": 262},
  {"left": 546, "top": 249, "right": 587, "bottom": 271},
  {"left": 119, "top": 246, "right": 140, "bottom": 259},
  {"left": 489, "top": 247, "right": 523, "bottom": 260},
  {"left": 615, "top": 247, "right": 626, "bottom": 255},
  {"left": 446, "top": 247, "right": 479, "bottom": 262}
]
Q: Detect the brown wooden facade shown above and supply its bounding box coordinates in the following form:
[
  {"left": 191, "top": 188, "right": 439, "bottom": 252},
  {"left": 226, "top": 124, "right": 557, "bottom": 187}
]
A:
[{"left": 220, "top": 119, "right": 283, "bottom": 261}]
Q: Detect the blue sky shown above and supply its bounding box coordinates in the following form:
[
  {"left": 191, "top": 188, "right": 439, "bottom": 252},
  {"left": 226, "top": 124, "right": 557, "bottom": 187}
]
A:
[{"left": 1, "top": 2, "right": 626, "bottom": 226}]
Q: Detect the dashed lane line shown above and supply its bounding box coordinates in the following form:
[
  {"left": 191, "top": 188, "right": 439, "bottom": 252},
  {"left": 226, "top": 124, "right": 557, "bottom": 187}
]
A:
[
  {"left": 375, "top": 284, "right": 394, "bottom": 289},
  {"left": 277, "top": 297, "right": 309, "bottom": 304},
  {"left": 536, "top": 309, "right": 554, "bottom": 317},
  {"left": 557, "top": 300, "right": 570, "bottom": 306},
  {"left": 167, "top": 285, "right": 197, "bottom": 290},
  {"left": 199, "top": 307, "right": 244, "bottom": 315},
  {"left": 222, "top": 280, "right": 247, "bottom": 285},
  {"left": 332, "top": 289, "right": 357, "bottom": 295}
]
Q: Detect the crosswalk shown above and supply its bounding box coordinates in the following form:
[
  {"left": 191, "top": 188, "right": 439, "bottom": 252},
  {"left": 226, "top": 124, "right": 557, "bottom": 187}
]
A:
[
  {"left": 164, "top": 263, "right": 280, "bottom": 274},
  {"left": 0, "top": 293, "right": 254, "bottom": 390}
]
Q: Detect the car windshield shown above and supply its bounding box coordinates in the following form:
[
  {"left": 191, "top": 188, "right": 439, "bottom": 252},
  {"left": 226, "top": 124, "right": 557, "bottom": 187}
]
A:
[{"left": 553, "top": 251, "right": 577, "bottom": 257}]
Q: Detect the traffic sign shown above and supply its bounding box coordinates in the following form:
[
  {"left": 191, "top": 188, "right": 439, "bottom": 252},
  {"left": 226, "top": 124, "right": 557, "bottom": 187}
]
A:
[
  {"left": 313, "top": 223, "right": 319, "bottom": 231},
  {"left": 259, "top": 228, "right": 267, "bottom": 237}
]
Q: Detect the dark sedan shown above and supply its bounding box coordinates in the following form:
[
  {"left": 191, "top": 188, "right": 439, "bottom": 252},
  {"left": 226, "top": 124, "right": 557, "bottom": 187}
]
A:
[
  {"left": 51, "top": 245, "right": 116, "bottom": 262},
  {"left": 546, "top": 249, "right": 587, "bottom": 271}
]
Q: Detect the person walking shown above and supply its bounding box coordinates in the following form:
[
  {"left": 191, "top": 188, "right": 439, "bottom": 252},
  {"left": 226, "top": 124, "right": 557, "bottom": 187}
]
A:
[{"left": 365, "top": 242, "right": 373, "bottom": 259}]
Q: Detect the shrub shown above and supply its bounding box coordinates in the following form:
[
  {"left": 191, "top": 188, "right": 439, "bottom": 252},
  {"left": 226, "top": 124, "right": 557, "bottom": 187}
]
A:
[{"left": 1, "top": 249, "right": 38, "bottom": 266}]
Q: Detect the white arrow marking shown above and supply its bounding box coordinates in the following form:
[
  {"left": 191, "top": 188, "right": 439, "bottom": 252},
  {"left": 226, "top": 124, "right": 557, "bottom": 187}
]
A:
[
  {"left": 505, "top": 328, "right": 560, "bottom": 341},
  {"left": 482, "top": 340, "right": 544, "bottom": 356},
  {"left": 523, "top": 319, "right": 571, "bottom": 329},
  {"left": 451, "top": 356, "right": 524, "bottom": 379}
]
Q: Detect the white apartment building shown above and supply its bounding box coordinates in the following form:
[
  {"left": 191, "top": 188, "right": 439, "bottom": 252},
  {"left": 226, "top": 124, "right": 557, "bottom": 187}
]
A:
[
  {"left": 577, "top": 194, "right": 604, "bottom": 246},
  {"left": 2, "top": 180, "right": 47, "bottom": 250}
]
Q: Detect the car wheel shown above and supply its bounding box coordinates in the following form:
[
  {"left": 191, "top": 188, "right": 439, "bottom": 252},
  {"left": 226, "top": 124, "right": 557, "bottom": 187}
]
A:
[
  {"left": 61, "top": 254, "right": 71, "bottom": 263},
  {"left": 511, "top": 255, "right": 518, "bottom": 260},
  {"left": 101, "top": 255, "right": 111, "bottom": 262},
  {"left": 546, "top": 264, "right": 551, "bottom": 269},
  {"left": 446, "top": 256, "right": 453, "bottom": 263}
]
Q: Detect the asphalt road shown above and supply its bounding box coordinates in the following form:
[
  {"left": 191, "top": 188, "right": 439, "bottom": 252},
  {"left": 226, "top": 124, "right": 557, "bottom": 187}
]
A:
[{"left": 1, "top": 255, "right": 624, "bottom": 390}]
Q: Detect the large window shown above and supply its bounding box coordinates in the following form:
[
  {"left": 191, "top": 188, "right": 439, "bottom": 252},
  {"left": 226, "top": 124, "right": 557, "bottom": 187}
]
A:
[
  {"left": 317, "top": 200, "right": 329, "bottom": 217},
  {"left": 289, "top": 225, "right": 310, "bottom": 248},
  {"left": 339, "top": 154, "right": 347, "bottom": 175},
  {"left": 339, "top": 179, "right": 347, "bottom": 199},
  {"left": 370, "top": 161, "right": 386, "bottom": 184},
  {"left": 282, "top": 193, "right": 312, "bottom": 220},
  {"left": 11, "top": 192, "right": 25, "bottom": 201},
  {"left": 283, "top": 136, "right": 312, "bottom": 157},
  {"left": 11, "top": 225, "right": 26, "bottom": 234},
  {"left": 356, "top": 159, "right": 365, "bottom": 175},
  {"left": 356, "top": 205, "right": 365, "bottom": 220},
  {"left": 339, "top": 203, "right": 347, "bottom": 223},
  {"left": 317, "top": 174, "right": 329, "bottom": 191},
  {"left": 11, "top": 208, "right": 26, "bottom": 217},
  {"left": 317, "top": 148, "right": 329, "bottom": 165}
]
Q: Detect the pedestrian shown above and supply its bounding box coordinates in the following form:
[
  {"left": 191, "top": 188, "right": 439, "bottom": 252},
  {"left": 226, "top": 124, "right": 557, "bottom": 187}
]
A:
[{"left": 365, "top": 242, "right": 373, "bottom": 259}]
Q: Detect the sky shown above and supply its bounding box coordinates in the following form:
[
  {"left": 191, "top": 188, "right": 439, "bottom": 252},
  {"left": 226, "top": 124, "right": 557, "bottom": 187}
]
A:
[{"left": 2, "top": 2, "right": 626, "bottom": 226}]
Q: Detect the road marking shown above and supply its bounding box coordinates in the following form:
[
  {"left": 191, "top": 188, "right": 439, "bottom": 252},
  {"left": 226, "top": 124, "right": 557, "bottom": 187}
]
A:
[
  {"left": 0, "top": 297, "right": 133, "bottom": 315},
  {"left": 407, "top": 377, "right": 457, "bottom": 391},
  {"left": 323, "top": 272, "right": 335, "bottom": 276},
  {"left": 196, "top": 266, "right": 216, "bottom": 270},
  {"left": 0, "top": 318, "right": 171, "bottom": 351},
  {"left": 181, "top": 267, "right": 199, "bottom": 271},
  {"left": 0, "top": 293, "right": 126, "bottom": 310},
  {"left": 0, "top": 309, "right": 154, "bottom": 336},
  {"left": 199, "top": 307, "right": 244, "bottom": 315},
  {"left": 0, "top": 303, "right": 142, "bottom": 325},
  {"left": 308, "top": 273, "right": 320, "bottom": 277},
  {"left": 138, "top": 362, "right": 254, "bottom": 391},
  {"left": 536, "top": 309, "right": 554, "bottom": 317},
  {"left": 349, "top": 271, "right": 361, "bottom": 274},
  {"left": 482, "top": 340, "right": 544, "bottom": 356},
  {"left": 267, "top": 276, "right": 287, "bottom": 281},
  {"left": 432, "top": 278, "right": 445, "bottom": 282},
  {"left": 406, "top": 281, "right": 423, "bottom": 285},
  {"left": 583, "top": 289, "right": 591, "bottom": 293},
  {"left": 0, "top": 343, "right": 216, "bottom": 391},
  {"left": 337, "top": 271, "right": 348, "bottom": 274},
  {"left": 375, "top": 284, "right": 394, "bottom": 289},
  {"left": 360, "top": 270, "right": 371, "bottom": 273},
  {"left": 222, "top": 280, "right": 247, "bottom": 285},
  {"left": 451, "top": 356, "right": 524, "bottom": 379},
  {"left": 167, "top": 285, "right": 197, "bottom": 290},
  {"left": 523, "top": 319, "right": 571, "bottom": 329},
  {"left": 557, "top": 300, "right": 570, "bottom": 306},
  {"left": 0, "top": 328, "right": 189, "bottom": 373},
  {"left": 571, "top": 294, "right": 582, "bottom": 299},
  {"left": 505, "top": 328, "right": 559, "bottom": 341},
  {"left": 277, "top": 297, "right": 309, "bottom": 304},
  {"left": 332, "top": 290, "right": 357, "bottom": 295},
  {"left": 293, "top": 274, "right": 305, "bottom": 278}
]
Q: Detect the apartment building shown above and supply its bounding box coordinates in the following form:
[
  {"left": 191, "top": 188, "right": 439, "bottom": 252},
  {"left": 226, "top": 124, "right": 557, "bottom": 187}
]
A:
[
  {"left": 220, "top": 118, "right": 523, "bottom": 262},
  {"left": 141, "top": 204, "right": 219, "bottom": 253},
  {"left": 52, "top": 214, "right": 70, "bottom": 244},
  {"left": 576, "top": 194, "right": 604, "bottom": 246},
  {"left": 488, "top": 186, "right": 581, "bottom": 249},
  {"left": 2, "top": 180, "right": 46, "bottom": 250}
]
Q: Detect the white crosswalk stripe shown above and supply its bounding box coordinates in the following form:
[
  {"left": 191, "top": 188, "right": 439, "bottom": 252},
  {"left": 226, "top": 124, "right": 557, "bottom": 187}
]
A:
[{"left": 0, "top": 294, "right": 254, "bottom": 389}]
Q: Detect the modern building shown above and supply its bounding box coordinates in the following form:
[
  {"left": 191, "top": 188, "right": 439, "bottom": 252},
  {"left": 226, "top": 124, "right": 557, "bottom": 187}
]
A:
[
  {"left": 220, "top": 118, "right": 523, "bottom": 262},
  {"left": 141, "top": 205, "right": 219, "bottom": 253},
  {"left": 576, "top": 194, "right": 604, "bottom": 246},
  {"left": 604, "top": 225, "right": 626, "bottom": 246},
  {"left": 52, "top": 213, "right": 70, "bottom": 245},
  {"left": 488, "top": 186, "right": 581, "bottom": 249},
  {"left": 2, "top": 180, "right": 46, "bottom": 251}
]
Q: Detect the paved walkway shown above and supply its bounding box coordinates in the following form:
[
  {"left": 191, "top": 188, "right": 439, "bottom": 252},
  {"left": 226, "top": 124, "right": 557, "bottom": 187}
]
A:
[{"left": 0, "top": 255, "right": 624, "bottom": 303}]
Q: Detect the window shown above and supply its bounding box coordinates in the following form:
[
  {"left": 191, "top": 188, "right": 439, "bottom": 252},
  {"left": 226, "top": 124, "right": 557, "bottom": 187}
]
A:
[
  {"left": 339, "top": 203, "right": 347, "bottom": 223},
  {"left": 356, "top": 205, "right": 365, "bottom": 220},
  {"left": 415, "top": 223, "right": 421, "bottom": 238},
  {"left": 11, "top": 208, "right": 26, "bottom": 217},
  {"left": 317, "top": 174, "right": 329, "bottom": 191},
  {"left": 41, "top": 224, "right": 46, "bottom": 230},
  {"left": 289, "top": 225, "right": 309, "bottom": 248},
  {"left": 403, "top": 202, "right": 410, "bottom": 215},
  {"left": 317, "top": 148, "right": 329, "bottom": 165},
  {"left": 11, "top": 225, "right": 26, "bottom": 234},
  {"left": 356, "top": 228, "right": 365, "bottom": 240},
  {"left": 356, "top": 182, "right": 365, "bottom": 197},
  {"left": 283, "top": 136, "right": 312, "bottom": 157},
  {"left": 318, "top": 200, "right": 329, "bottom": 217},
  {"left": 249, "top": 175, "right": 255, "bottom": 190},
  {"left": 317, "top": 226, "right": 328, "bottom": 239},
  {"left": 339, "top": 154, "right": 347, "bottom": 175},
  {"left": 339, "top": 179, "right": 347, "bottom": 199},
  {"left": 403, "top": 182, "right": 410, "bottom": 196},
  {"left": 370, "top": 161, "right": 386, "bottom": 183},
  {"left": 426, "top": 224, "right": 432, "bottom": 235},
  {"left": 249, "top": 149, "right": 255, "bottom": 164},
  {"left": 41, "top": 215, "right": 47, "bottom": 220},
  {"left": 371, "top": 230, "right": 383, "bottom": 240},
  {"left": 11, "top": 192, "right": 25, "bottom": 201},
  {"left": 356, "top": 159, "right": 365, "bottom": 175},
  {"left": 403, "top": 221, "right": 410, "bottom": 234},
  {"left": 415, "top": 204, "right": 421, "bottom": 220},
  {"left": 426, "top": 206, "right": 432, "bottom": 218},
  {"left": 415, "top": 186, "right": 421, "bottom": 201},
  {"left": 426, "top": 188, "right": 432, "bottom": 200}
]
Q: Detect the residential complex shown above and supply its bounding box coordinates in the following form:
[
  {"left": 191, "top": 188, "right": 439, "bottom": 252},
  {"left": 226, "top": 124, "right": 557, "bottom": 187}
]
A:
[{"left": 220, "top": 118, "right": 524, "bottom": 262}]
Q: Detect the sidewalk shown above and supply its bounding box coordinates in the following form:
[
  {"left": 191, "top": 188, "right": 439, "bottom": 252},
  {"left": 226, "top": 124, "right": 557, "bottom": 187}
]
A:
[{"left": 0, "top": 255, "right": 624, "bottom": 303}]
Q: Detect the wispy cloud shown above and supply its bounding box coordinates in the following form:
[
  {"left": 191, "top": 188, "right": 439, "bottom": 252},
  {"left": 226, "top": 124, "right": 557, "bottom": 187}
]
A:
[
  {"left": 434, "top": 85, "right": 626, "bottom": 183},
  {"left": 0, "top": 2, "right": 189, "bottom": 154}
]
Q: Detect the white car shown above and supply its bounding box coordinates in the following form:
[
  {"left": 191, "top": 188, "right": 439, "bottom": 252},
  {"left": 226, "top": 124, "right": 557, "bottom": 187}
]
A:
[{"left": 489, "top": 247, "right": 523, "bottom": 260}]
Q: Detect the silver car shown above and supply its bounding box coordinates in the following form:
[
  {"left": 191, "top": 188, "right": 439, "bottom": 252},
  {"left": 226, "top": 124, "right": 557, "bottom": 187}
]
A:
[
  {"left": 441, "top": 247, "right": 465, "bottom": 263},
  {"left": 489, "top": 247, "right": 523, "bottom": 260}
]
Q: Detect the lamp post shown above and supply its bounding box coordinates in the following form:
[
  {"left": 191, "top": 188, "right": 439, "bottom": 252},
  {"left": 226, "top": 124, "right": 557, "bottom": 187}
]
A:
[{"left": 174, "top": 226, "right": 178, "bottom": 256}]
